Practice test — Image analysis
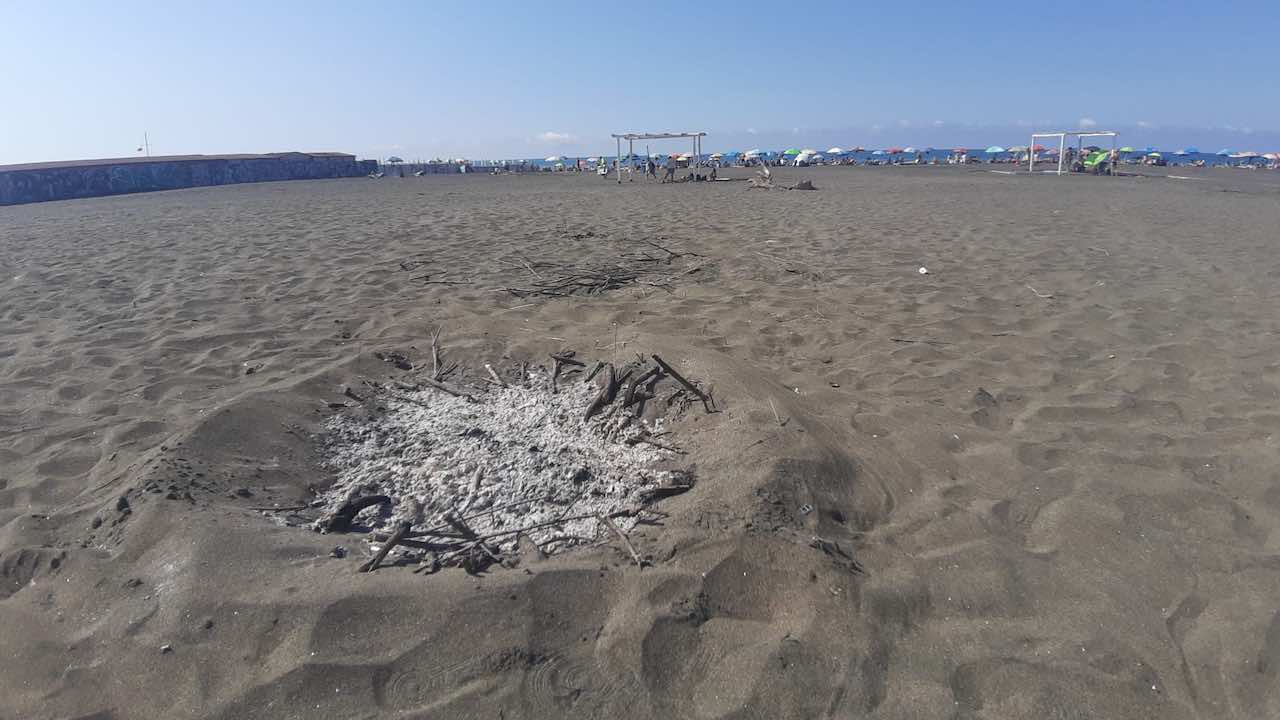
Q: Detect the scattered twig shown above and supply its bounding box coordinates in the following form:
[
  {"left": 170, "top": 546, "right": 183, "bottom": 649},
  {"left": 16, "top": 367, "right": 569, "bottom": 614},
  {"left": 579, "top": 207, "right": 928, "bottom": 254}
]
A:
[
  {"left": 1025, "top": 284, "right": 1054, "bottom": 299},
  {"left": 889, "top": 337, "right": 952, "bottom": 347},
  {"left": 484, "top": 364, "right": 506, "bottom": 388},
  {"left": 412, "top": 377, "right": 479, "bottom": 402},
  {"left": 768, "top": 397, "right": 785, "bottom": 427},
  {"left": 430, "top": 328, "right": 442, "bottom": 380},
  {"left": 585, "top": 360, "right": 604, "bottom": 383},
  {"left": 651, "top": 354, "right": 715, "bottom": 413},
  {"left": 599, "top": 514, "right": 646, "bottom": 567},
  {"left": 551, "top": 353, "right": 585, "bottom": 367}
]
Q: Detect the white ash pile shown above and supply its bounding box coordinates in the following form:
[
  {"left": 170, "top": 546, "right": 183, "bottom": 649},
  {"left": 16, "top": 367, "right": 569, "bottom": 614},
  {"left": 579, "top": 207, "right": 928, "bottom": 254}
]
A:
[{"left": 316, "top": 352, "right": 712, "bottom": 573}]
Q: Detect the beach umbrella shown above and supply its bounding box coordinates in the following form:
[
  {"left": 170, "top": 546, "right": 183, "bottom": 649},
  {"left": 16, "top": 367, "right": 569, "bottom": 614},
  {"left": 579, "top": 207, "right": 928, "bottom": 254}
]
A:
[
  {"left": 1232, "top": 151, "right": 1260, "bottom": 158},
  {"left": 827, "top": 147, "right": 844, "bottom": 154},
  {"left": 1216, "top": 149, "right": 1233, "bottom": 156},
  {"left": 1146, "top": 152, "right": 1162, "bottom": 157},
  {"left": 851, "top": 146, "right": 866, "bottom": 152},
  {"left": 709, "top": 153, "right": 723, "bottom": 159},
  {"left": 800, "top": 148, "right": 818, "bottom": 155},
  {"left": 1263, "top": 153, "right": 1279, "bottom": 160},
  {"left": 386, "top": 156, "right": 404, "bottom": 163},
  {"left": 887, "top": 147, "right": 905, "bottom": 154},
  {"left": 871, "top": 149, "right": 886, "bottom": 155},
  {"left": 1185, "top": 147, "right": 1199, "bottom": 154},
  {"left": 782, "top": 148, "right": 801, "bottom": 155},
  {"left": 903, "top": 146, "right": 917, "bottom": 153},
  {"left": 586, "top": 157, "right": 598, "bottom": 162},
  {"left": 545, "top": 156, "right": 562, "bottom": 162},
  {"left": 1008, "top": 145, "right": 1027, "bottom": 152},
  {"left": 1174, "top": 149, "right": 1190, "bottom": 156},
  {"left": 1141, "top": 146, "right": 1155, "bottom": 153},
  {"left": 952, "top": 147, "right": 967, "bottom": 153},
  {"left": 1031, "top": 144, "right": 1047, "bottom": 152},
  {"left": 984, "top": 146, "right": 1005, "bottom": 153},
  {"left": 1119, "top": 146, "right": 1136, "bottom": 153}
]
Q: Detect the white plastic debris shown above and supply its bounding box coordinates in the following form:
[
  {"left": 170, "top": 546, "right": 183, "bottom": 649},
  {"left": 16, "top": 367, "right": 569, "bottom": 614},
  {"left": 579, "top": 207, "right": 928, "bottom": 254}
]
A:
[{"left": 918, "top": 266, "right": 929, "bottom": 275}]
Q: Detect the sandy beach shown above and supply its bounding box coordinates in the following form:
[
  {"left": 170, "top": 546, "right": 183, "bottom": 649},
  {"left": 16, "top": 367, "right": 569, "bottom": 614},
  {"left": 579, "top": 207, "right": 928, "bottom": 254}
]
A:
[{"left": 3, "top": 165, "right": 1280, "bottom": 719}]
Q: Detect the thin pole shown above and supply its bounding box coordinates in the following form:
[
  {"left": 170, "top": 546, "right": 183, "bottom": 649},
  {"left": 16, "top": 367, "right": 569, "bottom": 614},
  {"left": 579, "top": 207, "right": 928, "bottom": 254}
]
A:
[
  {"left": 1029, "top": 135, "right": 1034, "bottom": 174},
  {"left": 616, "top": 136, "right": 621, "bottom": 184}
]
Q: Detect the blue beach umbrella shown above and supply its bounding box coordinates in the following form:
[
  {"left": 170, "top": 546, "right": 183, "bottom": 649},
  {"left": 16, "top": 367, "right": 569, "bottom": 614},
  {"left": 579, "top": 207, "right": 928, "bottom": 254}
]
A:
[
  {"left": 1184, "top": 147, "right": 1199, "bottom": 154},
  {"left": 985, "top": 146, "right": 1006, "bottom": 153},
  {"left": 871, "top": 149, "right": 886, "bottom": 155}
]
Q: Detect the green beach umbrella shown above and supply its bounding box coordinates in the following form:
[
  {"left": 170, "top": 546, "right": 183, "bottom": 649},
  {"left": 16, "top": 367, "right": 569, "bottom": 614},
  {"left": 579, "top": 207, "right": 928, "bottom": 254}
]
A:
[
  {"left": 783, "top": 148, "right": 801, "bottom": 155},
  {"left": 1119, "top": 146, "right": 1136, "bottom": 153}
]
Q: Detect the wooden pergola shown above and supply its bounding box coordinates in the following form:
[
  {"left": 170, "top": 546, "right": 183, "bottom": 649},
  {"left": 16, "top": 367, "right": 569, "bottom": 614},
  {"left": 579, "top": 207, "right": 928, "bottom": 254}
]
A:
[{"left": 610, "top": 132, "right": 707, "bottom": 184}]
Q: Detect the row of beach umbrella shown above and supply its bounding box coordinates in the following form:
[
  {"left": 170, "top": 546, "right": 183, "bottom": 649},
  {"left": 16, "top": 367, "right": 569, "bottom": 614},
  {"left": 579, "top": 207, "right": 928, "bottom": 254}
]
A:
[{"left": 544, "top": 147, "right": 1275, "bottom": 163}]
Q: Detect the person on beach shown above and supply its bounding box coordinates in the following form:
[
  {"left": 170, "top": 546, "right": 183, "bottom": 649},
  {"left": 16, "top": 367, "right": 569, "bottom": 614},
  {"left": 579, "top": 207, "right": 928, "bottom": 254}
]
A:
[
  {"left": 662, "top": 154, "right": 676, "bottom": 183},
  {"left": 646, "top": 157, "right": 656, "bottom": 180}
]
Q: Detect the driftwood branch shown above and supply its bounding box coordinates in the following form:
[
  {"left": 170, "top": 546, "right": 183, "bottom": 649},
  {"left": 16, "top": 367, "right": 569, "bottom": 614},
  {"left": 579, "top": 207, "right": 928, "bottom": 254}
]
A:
[
  {"left": 360, "top": 520, "right": 411, "bottom": 572},
  {"left": 322, "top": 495, "right": 390, "bottom": 533}
]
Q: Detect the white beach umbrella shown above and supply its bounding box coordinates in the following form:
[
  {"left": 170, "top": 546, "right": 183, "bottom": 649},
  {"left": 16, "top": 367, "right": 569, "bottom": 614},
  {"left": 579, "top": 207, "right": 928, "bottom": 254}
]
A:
[
  {"left": 827, "top": 147, "right": 844, "bottom": 154},
  {"left": 545, "top": 156, "right": 562, "bottom": 162},
  {"left": 903, "top": 147, "right": 917, "bottom": 153}
]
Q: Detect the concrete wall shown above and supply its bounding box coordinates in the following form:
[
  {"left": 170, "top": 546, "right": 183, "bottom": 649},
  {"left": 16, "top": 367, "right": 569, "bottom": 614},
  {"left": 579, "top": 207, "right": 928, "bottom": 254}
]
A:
[{"left": 0, "top": 155, "right": 379, "bottom": 206}]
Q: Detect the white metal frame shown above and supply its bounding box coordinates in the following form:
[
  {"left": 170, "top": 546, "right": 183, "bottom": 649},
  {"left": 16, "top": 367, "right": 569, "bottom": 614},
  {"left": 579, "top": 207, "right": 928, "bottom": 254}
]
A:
[
  {"left": 1030, "top": 131, "right": 1118, "bottom": 175},
  {"left": 610, "top": 132, "right": 707, "bottom": 184}
]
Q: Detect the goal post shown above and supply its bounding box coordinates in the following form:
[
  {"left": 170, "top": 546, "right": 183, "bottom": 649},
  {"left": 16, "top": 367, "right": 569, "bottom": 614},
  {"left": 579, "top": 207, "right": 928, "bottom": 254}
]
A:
[{"left": 1030, "top": 131, "right": 1118, "bottom": 175}]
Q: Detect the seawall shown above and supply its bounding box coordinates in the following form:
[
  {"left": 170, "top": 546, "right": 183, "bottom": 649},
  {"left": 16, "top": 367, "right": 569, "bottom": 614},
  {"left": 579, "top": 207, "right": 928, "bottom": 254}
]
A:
[{"left": 0, "top": 152, "right": 378, "bottom": 206}]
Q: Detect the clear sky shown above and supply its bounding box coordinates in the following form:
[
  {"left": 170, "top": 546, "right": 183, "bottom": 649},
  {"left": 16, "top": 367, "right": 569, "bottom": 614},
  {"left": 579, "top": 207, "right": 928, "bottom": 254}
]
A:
[{"left": 3, "top": 0, "right": 1277, "bottom": 164}]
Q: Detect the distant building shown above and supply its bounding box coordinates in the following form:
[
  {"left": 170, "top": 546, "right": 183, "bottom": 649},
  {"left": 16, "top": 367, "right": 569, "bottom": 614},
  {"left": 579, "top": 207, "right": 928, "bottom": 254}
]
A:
[{"left": 0, "top": 152, "right": 379, "bottom": 206}]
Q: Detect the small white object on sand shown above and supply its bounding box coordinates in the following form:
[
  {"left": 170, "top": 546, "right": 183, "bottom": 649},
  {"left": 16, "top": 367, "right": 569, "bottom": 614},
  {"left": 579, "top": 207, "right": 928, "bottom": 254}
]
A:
[{"left": 918, "top": 266, "right": 929, "bottom": 275}]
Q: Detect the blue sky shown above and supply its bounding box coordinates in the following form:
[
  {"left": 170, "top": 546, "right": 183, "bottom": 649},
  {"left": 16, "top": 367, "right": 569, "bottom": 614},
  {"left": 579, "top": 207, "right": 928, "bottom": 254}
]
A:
[{"left": 2, "top": 0, "right": 1277, "bottom": 164}]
